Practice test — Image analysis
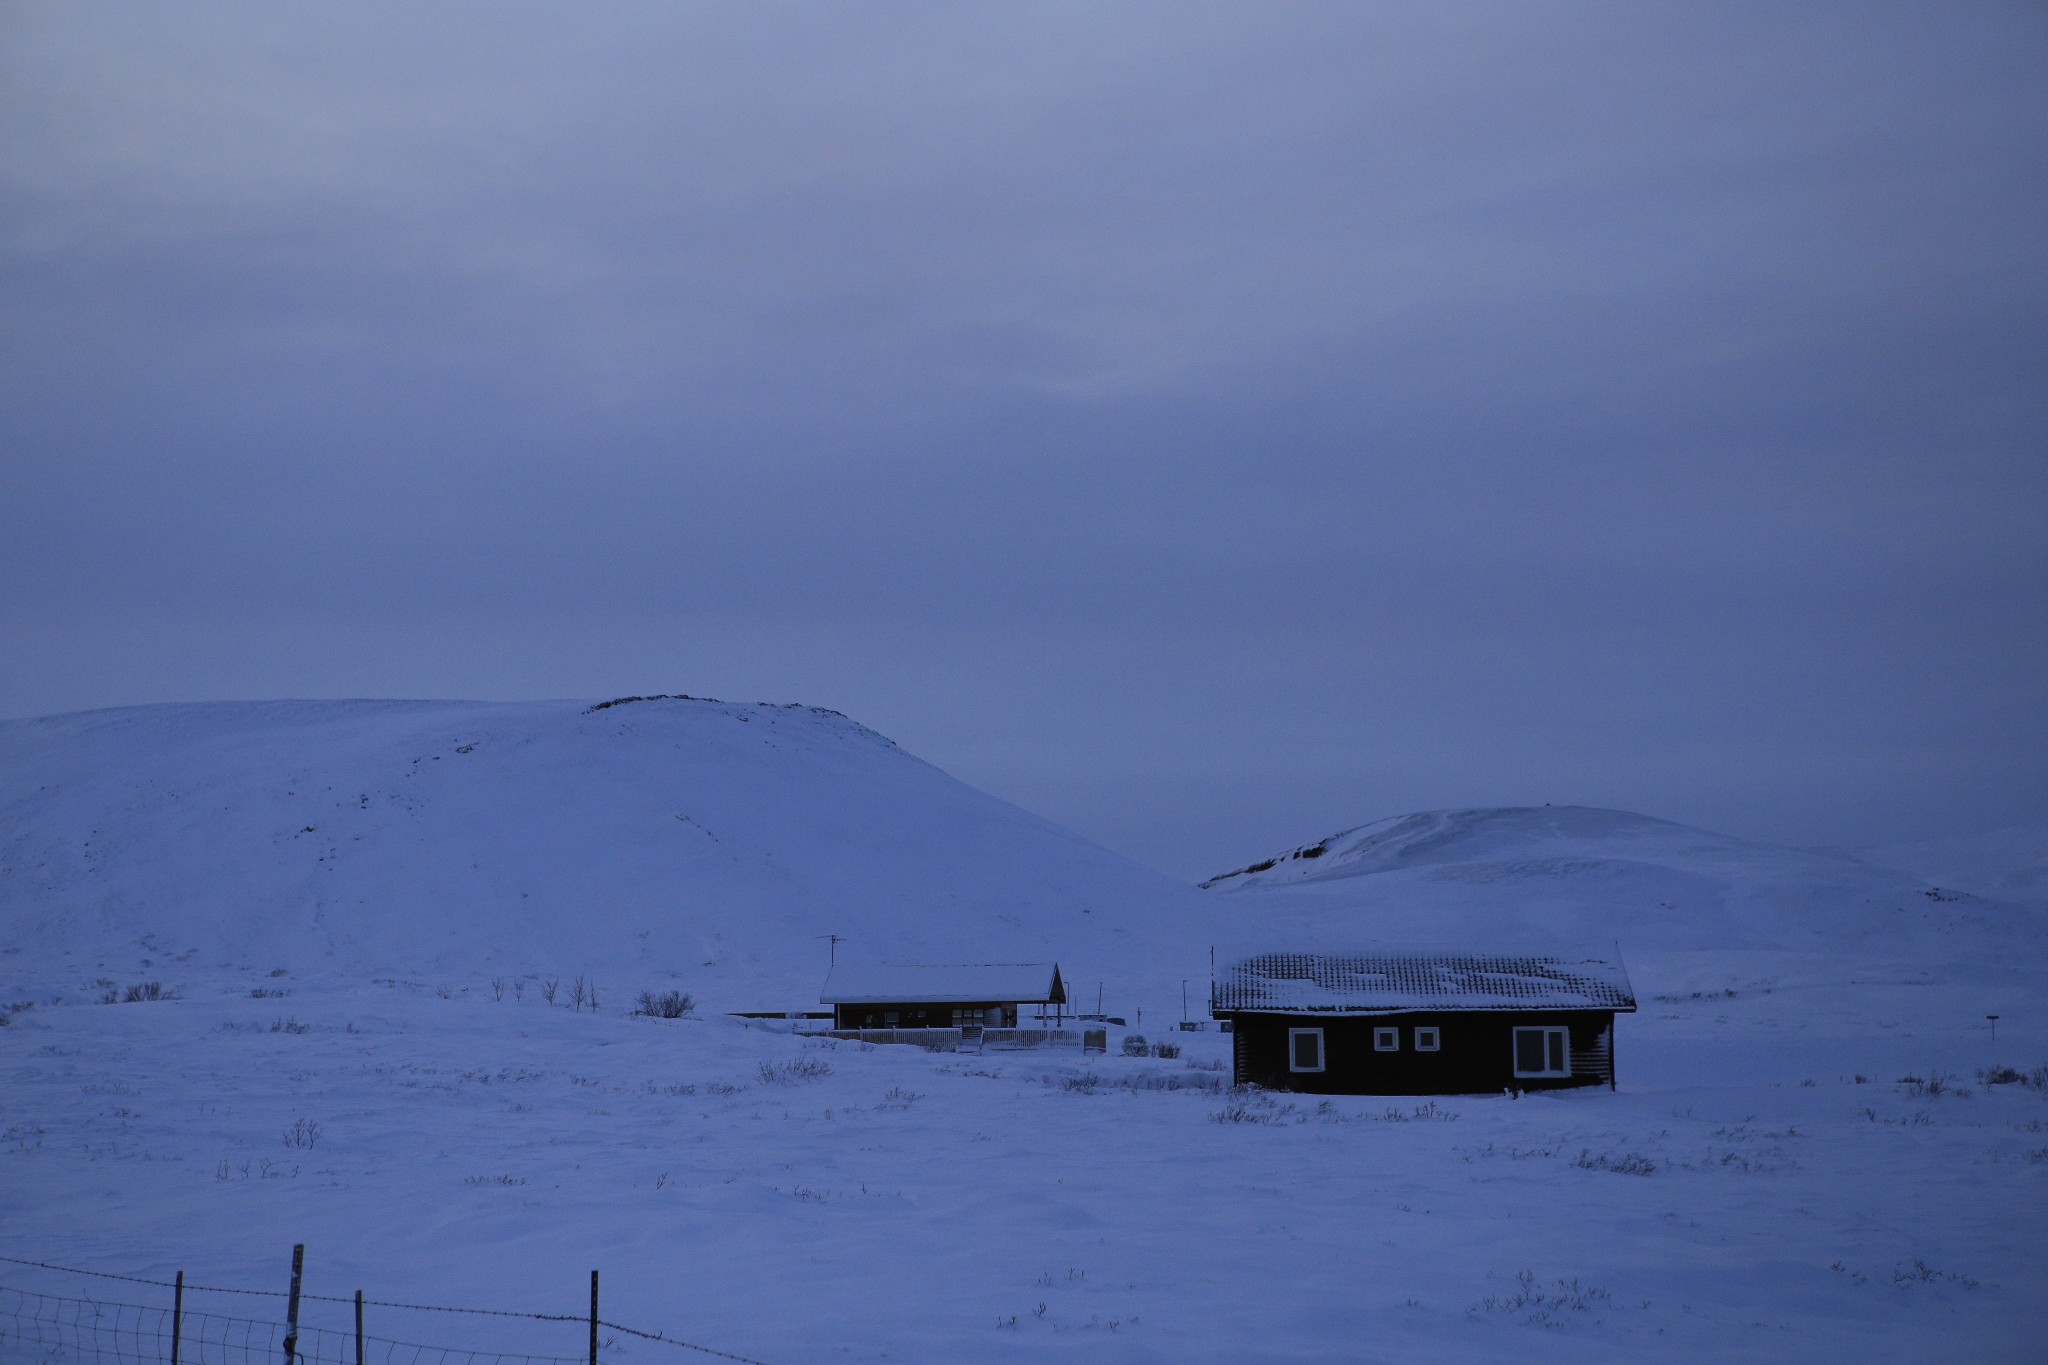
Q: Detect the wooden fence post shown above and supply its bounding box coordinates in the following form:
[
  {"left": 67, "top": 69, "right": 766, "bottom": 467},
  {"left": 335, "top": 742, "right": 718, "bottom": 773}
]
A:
[
  {"left": 354, "top": 1290, "right": 364, "bottom": 1365},
  {"left": 588, "top": 1270, "right": 599, "bottom": 1365},
  {"left": 170, "top": 1271, "right": 183, "bottom": 1365},
  {"left": 282, "top": 1244, "right": 304, "bottom": 1365}
]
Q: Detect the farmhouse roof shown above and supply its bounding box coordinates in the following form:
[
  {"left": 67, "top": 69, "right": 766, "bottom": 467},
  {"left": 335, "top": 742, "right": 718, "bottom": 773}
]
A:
[
  {"left": 820, "top": 962, "right": 1065, "bottom": 1006},
  {"left": 1212, "top": 950, "right": 1635, "bottom": 1014}
]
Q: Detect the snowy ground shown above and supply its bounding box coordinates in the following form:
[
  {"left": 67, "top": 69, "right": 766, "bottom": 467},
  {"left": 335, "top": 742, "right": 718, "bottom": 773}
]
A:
[
  {"left": 5, "top": 704, "right": 2043, "bottom": 1360},
  {"left": 3, "top": 967, "right": 2044, "bottom": 1364}
]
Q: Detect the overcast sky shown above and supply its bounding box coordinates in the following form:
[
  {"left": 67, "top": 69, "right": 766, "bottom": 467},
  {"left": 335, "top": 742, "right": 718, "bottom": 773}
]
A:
[{"left": 3, "top": 3, "right": 2043, "bottom": 879}]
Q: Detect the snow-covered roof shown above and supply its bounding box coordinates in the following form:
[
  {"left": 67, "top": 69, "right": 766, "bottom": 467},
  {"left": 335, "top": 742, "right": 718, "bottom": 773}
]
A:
[
  {"left": 1211, "top": 950, "right": 1635, "bottom": 1014},
  {"left": 820, "top": 963, "right": 1064, "bottom": 1005}
]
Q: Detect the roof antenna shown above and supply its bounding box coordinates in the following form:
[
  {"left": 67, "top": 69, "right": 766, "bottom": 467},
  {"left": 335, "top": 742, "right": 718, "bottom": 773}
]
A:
[{"left": 817, "top": 933, "right": 844, "bottom": 969}]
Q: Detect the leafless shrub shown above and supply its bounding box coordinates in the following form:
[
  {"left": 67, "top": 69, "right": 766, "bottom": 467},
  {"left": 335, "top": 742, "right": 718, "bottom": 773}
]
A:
[
  {"left": 1120, "top": 1034, "right": 1149, "bottom": 1057},
  {"left": 541, "top": 978, "right": 559, "bottom": 1006},
  {"left": 104, "top": 982, "right": 176, "bottom": 1004},
  {"left": 570, "top": 977, "right": 588, "bottom": 1011},
  {"left": 490, "top": 977, "right": 506, "bottom": 1002},
  {"left": 271, "top": 1016, "right": 308, "bottom": 1034},
  {"left": 250, "top": 987, "right": 290, "bottom": 998},
  {"left": 759, "top": 1058, "right": 832, "bottom": 1085},
  {"left": 634, "top": 990, "right": 694, "bottom": 1019},
  {"left": 1468, "top": 1270, "right": 1612, "bottom": 1326},
  {"left": 1900, "top": 1071, "right": 1972, "bottom": 1099},
  {"left": 464, "top": 1173, "right": 526, "bottom": 1187},
  {"left": 1152, "top": 1042, "right": 1181, "bottom": 1059},
  {"left": 282, "top": 1117, "right": 320, "bottom": 1150},
  {"left": 1891, "top": 1260, "right": 1979, "bottom": 1289},
  {"left": 1574, "top": 1148, "right": 1655, "bottom": 1176}
]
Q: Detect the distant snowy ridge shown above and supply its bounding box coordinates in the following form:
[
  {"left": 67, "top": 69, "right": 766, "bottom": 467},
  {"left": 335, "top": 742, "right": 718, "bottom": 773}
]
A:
[
  {"left": 1850, "top": 821, "right": 2048, "bottom": 908},
  {"left": 0, "top": 697, "right": 1198, "bottom": 1008},
  {"left": 1197, "top": 805, "right": 2048, "bottom": 968},
  {"left": 6, "top": 703, "right": 2042, "bottom": 1018}
]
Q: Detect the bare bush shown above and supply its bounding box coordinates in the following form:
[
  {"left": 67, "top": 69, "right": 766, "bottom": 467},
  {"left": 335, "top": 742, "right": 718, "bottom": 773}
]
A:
[
  {"left": 103, "top": 982, "right": 176, "bottom": 1004},
  {"left": 1120, "top": 1034, "right": 1149, "bottom": 1057},
  {"left": 541, "top": 978, "right": 559, "bottom": 1006},
  {"left": 271, "top": 1016, "right": 308, "bottom": 1035},
  {"left": 1574, "top": 1148, "right": 1656, "bottom": 1175},
  {"left": 1468, "top": 1270, "right": 1612, "bottom": 1325},
  {"left": 759, "top": 1058, "right": 832, "bottom": 1085},
  {"left": 282, "top": 1117, "right": 321, "bottom": 1150},
  {"left": 635, "top": 990, "right": 695, "bottom": 1019}
]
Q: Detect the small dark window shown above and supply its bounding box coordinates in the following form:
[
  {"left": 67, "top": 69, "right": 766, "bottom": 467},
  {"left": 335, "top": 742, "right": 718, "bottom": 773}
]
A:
[
  {"left": 1373, "top": 1026, "right": 1399, "bottom": 1052},
  {"left": 1288, "top": 1028, "right": 1325, "bottom": 1073},
  {"left": 1414, "top": 1026, "right": 1440, "bottom": 1052}
]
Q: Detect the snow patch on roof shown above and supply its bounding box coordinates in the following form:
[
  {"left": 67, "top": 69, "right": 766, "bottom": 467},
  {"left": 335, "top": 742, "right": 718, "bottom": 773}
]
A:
[
  {"left": 820, "top": 962, "right": 1061, "bottom": 1005},
  {"left": 1212, "top": 949, "right": 1635, "bottom": 1014}
]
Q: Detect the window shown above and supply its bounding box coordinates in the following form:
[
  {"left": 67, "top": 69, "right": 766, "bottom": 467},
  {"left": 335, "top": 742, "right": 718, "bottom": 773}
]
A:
[
  {"left": 1288, "top": 1027, "right": 1325, "bottom": 1072},
  {"left": 1373, "top": 1026, "right": 1399, "bottom": 1052},
  {"left": 1512, "top": 1026, "right": 1570, "bottom": 1078},
  {"left": 1414, "top": 1026, "right": 1441, "bottom": 1052}
]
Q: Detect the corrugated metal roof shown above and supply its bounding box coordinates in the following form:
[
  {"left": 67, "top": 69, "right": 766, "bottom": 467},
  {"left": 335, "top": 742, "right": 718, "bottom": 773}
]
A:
[
  {"left": 1211, "top": 950, "right": 1635, "bottom": 1014},
  {"left": 821, "top": 963, "right": 1063, "bottom": 1005}
]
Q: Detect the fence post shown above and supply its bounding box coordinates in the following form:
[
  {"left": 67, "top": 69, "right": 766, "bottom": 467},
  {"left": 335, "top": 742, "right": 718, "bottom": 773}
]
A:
[
  {"left": 354, "top": 1290, "right": 364, "bottom": 1365},
  {"left": 283, "top": 1244, "right": 304, "bottom": 1365},
  {"left": 170, "top": 1271, "right": 183, "bottom": 1365},
  {"left": 588, "top": 1270, "right": 599, "bottom": 1365}
]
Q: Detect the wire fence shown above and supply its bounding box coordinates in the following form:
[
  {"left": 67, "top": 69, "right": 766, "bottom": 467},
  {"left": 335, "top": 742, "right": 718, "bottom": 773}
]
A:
[{"left": 0, "top": 1257, "right": 769, "bottom": 1365}]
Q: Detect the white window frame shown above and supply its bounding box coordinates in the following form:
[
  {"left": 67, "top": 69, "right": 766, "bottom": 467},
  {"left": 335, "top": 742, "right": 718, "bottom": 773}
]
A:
[
  {"left": 1287, "top": 1027, "right": 1326, "bottom": 1073},
  {"left": 1373, "top": 1026, "right": 1400, "bottom": 1052},
  {"left": 1512, "top": 1026, "right": 1571, "bottom": 1078},
  {"left": 1413, "top": 1026, "right": 1441, "bottom": 1052}
]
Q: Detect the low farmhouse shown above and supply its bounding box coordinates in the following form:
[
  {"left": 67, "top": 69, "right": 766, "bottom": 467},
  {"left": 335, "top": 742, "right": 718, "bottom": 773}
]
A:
[
  {"left": 821, "top": 962, "right": 1067, "bottom": 1031},
  {"left": 1210, "top": 949, "right": 1636, "bottom": 1095}
]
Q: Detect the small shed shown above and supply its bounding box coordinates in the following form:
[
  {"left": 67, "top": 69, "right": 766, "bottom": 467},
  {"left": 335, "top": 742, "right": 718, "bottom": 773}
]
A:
[
  {"left": 1210, "top": 949, "right": 1636, "bottom": 1095},
  {"left": 821, "top": 962, "right": 1067, "bottom": 1030}
]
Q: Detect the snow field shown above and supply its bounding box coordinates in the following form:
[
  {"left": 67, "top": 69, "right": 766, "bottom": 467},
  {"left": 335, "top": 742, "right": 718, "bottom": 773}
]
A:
[{"left": 3, "top": 968, "right": 2044, "bottom": 1364}]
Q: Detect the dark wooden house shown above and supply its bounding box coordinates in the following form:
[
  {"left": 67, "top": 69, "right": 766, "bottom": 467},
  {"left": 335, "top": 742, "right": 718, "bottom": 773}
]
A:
[
  {"left": 821, "top": 962, "right": 1067, "bottom": 1030},
  {"left": 1210, "top": 949, "right": 1636, "bottom": 1095}
]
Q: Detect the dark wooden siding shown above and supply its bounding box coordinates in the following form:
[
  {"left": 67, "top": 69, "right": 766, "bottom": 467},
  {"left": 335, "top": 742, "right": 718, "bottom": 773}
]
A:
[
  {"left": 832, "top": 1002, "right": 1020, "bottom": 1029},
  {"left": 1224, "top": 1010, "right": 1618, "bottom": 1095}
]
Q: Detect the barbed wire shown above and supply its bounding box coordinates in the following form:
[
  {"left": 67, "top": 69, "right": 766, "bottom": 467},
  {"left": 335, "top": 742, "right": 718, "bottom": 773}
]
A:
[{"left": 0, "top": 1259, "right": 771, "bottom": 1365}]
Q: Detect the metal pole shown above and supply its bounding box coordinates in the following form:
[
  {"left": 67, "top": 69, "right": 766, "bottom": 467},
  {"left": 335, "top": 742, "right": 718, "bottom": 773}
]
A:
[
  {"left": 588, "top": 1270, "right": 599, "bottom": 1365},
  {"left": 283, "top": 1244, "right": 305, "bottom": 1365},
  {"left": 354, "top": 1290, "right": 364, "bottom": 1365},
  {"left": 171, "top": 1271, "right": 183, "bottom": 1365}
]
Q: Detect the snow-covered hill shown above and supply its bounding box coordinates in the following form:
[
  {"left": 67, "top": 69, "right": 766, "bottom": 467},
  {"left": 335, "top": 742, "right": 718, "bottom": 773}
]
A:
[
  {"left": 1198, "top": 805, "right": 2043, "bottom": 970},
  {"left": 0, "top": 697, "right": 1200, "bottom": 1010},
  {"left": 7, "top": 705, "right": 2038, "bottom": 1013},
  {"left": 4, "top": 705, "right": 2046, "bottom": 1361},
  {"left": 1852, "top": 822, "right": 2048, "bottom": 909}
]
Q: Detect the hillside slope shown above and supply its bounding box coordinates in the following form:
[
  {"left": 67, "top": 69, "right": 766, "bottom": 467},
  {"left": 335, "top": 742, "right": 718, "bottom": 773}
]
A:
[
  {"left": 1853, "top": 822, "right": 2048, "bottom": 908},
  {"left": 0, "top": 697, "right": 1205, "bottom": 1008},
  {"left": 1198, "top": 805, "right": 2046, "bottom": 970}
]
